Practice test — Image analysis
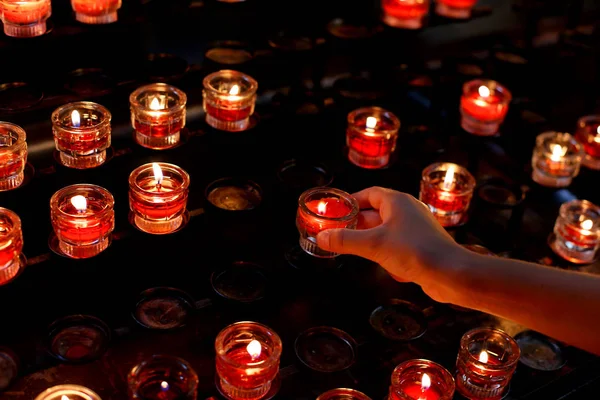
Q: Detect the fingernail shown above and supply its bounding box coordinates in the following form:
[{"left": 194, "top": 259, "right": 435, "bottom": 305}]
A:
[{"left": 317, "top": 231, "right": 330, "bottom": 249}]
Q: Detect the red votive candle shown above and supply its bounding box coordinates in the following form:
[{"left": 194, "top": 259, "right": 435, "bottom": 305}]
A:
[
  {"left": 129, "top": 162, "right": 190, "bottom": 235},
  {"left": 0, "top": 208, "right": 23, "bottom": 286},
  {"left": 318, "top": 388, "right": 372, "bottom": 400},
  {"left": 389, "top": 359, "right": 455, "bottom": 400},
  {"left": 203, "top": 69, "right": 258, "bottom": 132},
  {"left": 460, "top": 79, "right": 511, "bottom": 136},
  {"left": 419, "top": 162, "right": 476, "bottom": 227},
  {"left": 130, "top": 83, "right": 187, "bottom": 150},
  {"left": 575, "top": 115, "right": 600, "bottom": 170},
  {"left": 50, "top": 184, "right": 115, "bottom": 259},
  {"left": 550, "top": 199, "right": 600, "bottom": 264},
  {"left": 531, "top": 131, "right": 583, "bottom": 188},
  {"left": 434, "top": 0, "right": 476, "bottom": 19},
  {"left": 0, "top": 0, "right": 51, "bottom": 37},
  {"left": 35, "top": 385, "right": 102, "bottom": 400},
  {"left": 52, "top": 101, "right": 112, "bottom": 169},
  {"left": 128, "top": 355, "right": 199, "bottom": 400},
  {"left": 381, "top": 0, "right": 429, "bottom": 29},
  {"left": 347, "top": 107, "right": 400, "bottom": 169},
  {"left": 215, "top": 321, "right": 282, "bottom": 400},
  {"left": 296, "top": 187, "right": 359, "bottom": 258},
  {"left": 71, "top": 0, "right": 121, "bottom": 24},
  {"left": 455, "top": 328, "right": 520, "bottom": 400},
  {"left": 0, "top": 122, "right": 27, "bottom": 191}
]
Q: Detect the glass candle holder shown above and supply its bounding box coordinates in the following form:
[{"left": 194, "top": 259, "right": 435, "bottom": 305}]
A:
[
  {"left": 346, "top": 107, "right": 400, "bottom": 169},
  {"left": 202, "top": 69, "right": 258, "bottom": 132},
  {"left": 389, "top": 359, "right": 455, "bottom": 400},
  {"left": 0, "top": 122, "right": 27, "bottom": 191},
  {"left": 71, "top": 0, "right": 121, "bottom": 24},
  {"left": 296, "top": 187, "right": 359, "bottom": 258},
  {"left": 317, "top": 388, "right": 372, "bottom": 400},
  {"left": 575, "top": 115, "right": 600, "bottom": 170},
  {"left": 531, "top": 131, "right": 583, "bottom": 188},
  {"left": 419, "top": 162, "right": 476, "bottom": 227},
  {"left": 130, "top": 83, "right": 187, "bottom": 150},
  {"left": 0, "top": 208, "right": 23, "bottom": 285},
  {"left": 381, "top": 0, "right": 430, "bottom": 30},
  {"left": 50, "top": 184, "right": 115, "bottom": 259},
  {"left": 128, "top": 355, "right": 199, "bottom": 400},
  {"left": 460, "top": 80, "right": 511, "bottom": 136},
  {"left": 52, "top": 102, "right": 112, "bottom": 169},
  {"left": 34, "top": 384, "right": 102, "bottom": 400},
  {"left": 0, "top": 0, "right": 51, "bottom": 38},
  {"left": 435, "top": 0, "right": 476, "bottom": 19},
  {"left": 129, "top": 162, "right": 190, "bottom": 235},
  {"left": 215, "top": 321, "right": 282, "bottom": 400},
  {"left": 455, "top": 328, "right": 520, "bottom": 400},
  {"left": 550, "top": 199, "right": 600, "bottom": 264}
]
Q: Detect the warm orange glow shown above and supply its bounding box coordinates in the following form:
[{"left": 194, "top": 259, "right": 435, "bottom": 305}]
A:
[
  {"left": 581, "top": 219, "right": 593, "bottom": 231},
  {"left": 246, "top": 339, "right": 262, "bottom": 359},
  {"left": 229, "top": 85, "right": 240, "bottom": 96},
  {"left": 160, "top": 381, "right": 169, "bottom": 390},
  {"left": 421, "top": 373, "right": 431, "bottom": 390},
  {"left": 61, "top": 396, "right": 70, "bottom": 400},
  {"left": 366, "top": 117, "right": 378, "bottom": 129},
  {"left": 317, "top": 201, "right": 327, "bottom": 215},
  {"left": 150, "top": 97, "right": 162, "bottom": 110},
  {"left": 70, "top": 195, "right": 87, "bottom": 212},
  {"left": 71, "top": 110, "right": 81, "bottom": 127},
  {"left": 152, "top": 163, "right": 163, "bottom": 186},
  {"left": 479, "top": 350, "right": 489, "bottom": 363},
  {"left": 594, "top": 126, "right": 600, "bottom": 143},
  {"left": 442, "top": 166, "right": 455, "bottom": 191},
  {"left": 550, "top": 144, "right": 567, "bottom": 162},
  {"left": 478, "top": 85, "right": 490, "bottom": 98}
]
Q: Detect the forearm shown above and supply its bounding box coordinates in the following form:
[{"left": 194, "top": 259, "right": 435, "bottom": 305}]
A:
[{"left": 449, "top": 249, "right": 600, "bottom": 355}]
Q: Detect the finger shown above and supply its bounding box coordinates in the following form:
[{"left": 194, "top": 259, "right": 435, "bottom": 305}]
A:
[
  {"left": 358, "top": 210, "right": 382, "bottom": 229},
  {"left": 317, "top": 227, "right": 382, "bottom": 261},
  {"left": 351, "top": 187, "right": 395, "bottom": 221}
]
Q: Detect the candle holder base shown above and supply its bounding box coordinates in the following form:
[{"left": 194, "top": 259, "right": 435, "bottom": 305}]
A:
[
  {"left": 347, "top": 149, "right": 391, "bottom": 170},
  {"left": 205, "top": 114, "right": 251, "bottom": 132},
  {"left": 132, "top": 287, "right": 195, "bottom": 330},
  {"left": 295, "top": 326, "right": 357, "bottom": 372},
  {"left": 0, "top": 348, "right": 18, "bottom": 391},
  {"left": 129, "top": 211, "right": 189, "bottom": 235},
  {"left": 211, "top": 261, "right": 268, "bottom": 303},
  {"left": 135, "top": 130, "right": 180, "bottom": 150},
  {"left": 3, "top": 21, "right": 47, "bottom": 38},
  {"left": 49, "top": 233, "right": 112, "bottom": 259},
  {"left": 369, "top": 300, "right": 427, "bottom": 341},
  {"left": 381, "top": 14, "right": 424, "bottom": 30},
  {"left": 47, "top": 315, "right": 111, "bottom": 363},
  {"left": 514, "top": 330, "right": 566, "bottom": 371},
  {"left": 0, "top": 171, "right": 24, "bottom": 192},
  {"left": 582, "top": 154, "right": 600, "bottom": 170},
  {"left": 299, "top": 236, "right": 339, "bottom": 258},
  {"left": 285, "top": 244, "right": 344, "bottom": 271},
  {"left": 0, "top": 254, "right": 26, "bottom": 286},
  {"left": 75, "top": 11, "right": 118, "bottom": 24},
  {"left": 548, "top": 232, "right": 598, "bottom": 265},
  {"left": 428, "top": 206, "right": 469, "bottom": 228},
  {"left": 215, "top": 373, "right": 280, "bottom": 400},
  {"left": 461, "top": 113, "right": 501, "bottom": 136},
  {"left": 435, "top": 3, "right": 472, "bottom": 19},
  {"left": 58, "top": 150, "right": 107, "bottom": 169},
  {"left": 531, "top": 169, "right": 573, "bottom": 188},
  {"left": 456, "top": 380, "right": 509, "bottom": 400}
]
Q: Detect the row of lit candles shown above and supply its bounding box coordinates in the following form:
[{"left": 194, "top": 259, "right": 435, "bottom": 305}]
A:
[
  {"left": 0, "top": 0, "right": 122, "bottom": 37},
  {"left": 382, "top": 0, "right": 479, "bottom": 29},
  {"left": 31, "top": 322, "right": 520, "bottom": 400}
]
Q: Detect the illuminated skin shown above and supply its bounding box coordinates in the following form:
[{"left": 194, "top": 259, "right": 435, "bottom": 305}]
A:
[{"left": 316, "top": 186, "right": 600, "bottom": 355}]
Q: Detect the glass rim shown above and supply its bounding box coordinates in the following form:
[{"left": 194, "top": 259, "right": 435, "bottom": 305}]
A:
[
  {"left": 460, "top": 327, "right": 521, "bottom": 368},
  {"left": 347, "top": 106, "right": 401, "bottom": 135},
  {"left": 421, "top": 162, "right": 476, "bottom": 195},
  {"left": 0, "top": 207, "right": 21, "bottom": 235},
  {"left": 536, "top": 131, "right": 583, "bottom": 158},
  {"left": 202, "top": 69, "right": 258, "bottom": 95},
  {"left": 298, "top": 187, "right": 359, "bottom": 222},
  {"left": 316, "top": 388, "right": 372, "bottom": 400},
  {"left": 33, "top": 384, "right": 102, "bottom": 400},
  {"left": 129, "top": 354, "right": 199, "bottom": 384},
  {"left": 462, "top": 79, "right": 512, "bottom": 103},
  {"left": 215, "top": 321, "right": 282, "bottom": 368},
  {"left": 129, "top": 162, "right": 190, "bottom": 195},
  {"left": 0, "top": 122, "right": 27, "bottom": 152},
  {"left": 51, "top": 101, "right": 111, "bottom": 132},
  {"left": 577, "top": 115, "right": 600, "bottom": 129},
  {"left": 559, "top": 199, "right": 600, "bottom": 226},
  {"left": 50, "top": 184, "right": 114, "bottom": 218},
  {"left": 129, "top": 83, "right": 187, "bottom": 111}
]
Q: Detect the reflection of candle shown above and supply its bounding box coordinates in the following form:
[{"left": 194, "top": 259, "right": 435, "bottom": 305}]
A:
[
  {"left": 434, "top": 0, "right": 477, "bottom": 19},
  {"left": 0, "top": 0, "right": 51, "bottom": 37},
  {"left": 128, "top": 355, "right": 199, "bottom": 400},
  {"left": 52, "top": 101, "right": 112, "bottom": 169},
  {"left": 215, "top": 321, "right": 282, "bottom": 400},
  {"left": 71, "top": 0, "right": 121, "bottom": 24},
  {"left": 50, "top": 184, "right": 115, "bottom": 259},
  {"left": 296, "top": 187, "right": 359, "bottom": 258},
  {"left": 346, "top": 107, "right": 401, "bottom": 169},
  {"left": 34, "top": 384, "right": 102, "bottom": 400},
  {"left": 381, "top": 0, "right": 430, "bottom": 30},
  {"left": 389, "top": 359, "right": 454, "bottom": 400},
  {"left": 551, "top": 199, "right": 600, "bottom": 264},
  {"left": 420, "top": 162, "right": 475, "bottom": 227},
  {"left": 130, "top": 83, "right": 187, "bottom": 150},
  {"left": 0, "top": 122, "right": 27, "bottom": 191},
  {"left": 575, "top": 115, "right": 600, "bottom": 170},
  {"left": 460, "top": 80, "right": 511, "bottom": 136},
  {"left": 0, "top": 208, "right": 23, "bottom": 285},
  {"left": 202, "top": 69, "right": 258, "bottom": 132},
  {"left": 129, "top": 162, "right": 190, "bottom": 234},
  {"left": 531, "top": 131, "right": 583, "bottom": 188}
]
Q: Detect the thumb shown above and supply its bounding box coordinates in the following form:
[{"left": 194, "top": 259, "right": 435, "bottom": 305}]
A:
[{"left": 317, "top": 228, "right": 381, "bottom": 261}]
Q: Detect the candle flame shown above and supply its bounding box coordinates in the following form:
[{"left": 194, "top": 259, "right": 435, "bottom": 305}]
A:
[
  {"left": 152, "top": 163, "right": 163, "bottom": 186},
  {"left": 478, "top": 85, "right": 490, "bottom": 98},
  {"left": 70, "top": 195, "right": 87, "bottom": 212},
  {"left": 550, "top": 144, "right": 567, "bottom": 162},
  {"left": 366, "top": 117, "right": 378, "bottom": 129},
  {"left": 61, "top": 396, "right": 70, "bottom": 400},
  {"left": 479, "top": 350, "right": 489, "bottom": 363},
  {"left": 597, "top": 126, "right": 600, "bottom": 135},
  {"left": 71, "top": 110, "right": 81, "bottom": 128},
  {"left": 246, "top": 339, "right": 262, "bottom": 359},
  {"left": 421, "top": 373, "right": 431, "bottom": 390},
  {"left": 229, "top": 85, "right": 240, "bottom": 95},
  {"left": 442, "top": 166, "right": 455, "bottom": 191},
  {"left": 582, "top": 219, "right": 593, "bottom": 230},
  {"left": 317, "top": 201, "right": 327, "bottom": 215},
  {"left": 160, "top": 381, "right": 169, "bottom": 390},
  {"left": 150, "top": 97, "right": 162, "bottom": 110},
  {"left": 594, "top": 126, "right": 600, "bottom": 143}
]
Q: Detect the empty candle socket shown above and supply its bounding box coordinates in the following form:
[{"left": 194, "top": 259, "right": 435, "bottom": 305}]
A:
[
  {"left": 0, "top": 122, "right": 27, "bottom": 191},
  {"left": 52, "top": 102, "right": 112, "bottom": 169},
  {"left": 130, "top": 83, "right": 187, "bottom": 150},
  {"left": 203, "top": 70, "right": 258, "bottom": 132},
  {"left": 531, "top": 131, "right": 583, "bottom": 188},
  {"left": 435, "top": 0, "right": 477, "bottom": 19},
  {"left": 71, "top": 0, "right": 121, "bottom": 24},
  {"left": 550, "top": 199, "right": 600, "bottom": 264},
  {"left": 0, "top": 0, "right": 51, "bottom": 38},
  {"left": 460, "top": 79, "right": 511, "bottom": 136},
  {"left": 128, "top": 355, "right": 199, "bottom": 400},
  {"left": 0, "top": 208, "right": 24, "bottom": 285},
  {"left": 34, "top": 385, "right": 102, "bottom": 400},
  {"left": 575, "top": 115, "right": 600, "bottom": 170}
]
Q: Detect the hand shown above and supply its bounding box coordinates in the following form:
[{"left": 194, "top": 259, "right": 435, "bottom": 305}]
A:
[{"left": 316, "top": 187, "right": 466, "bottom": 303}]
